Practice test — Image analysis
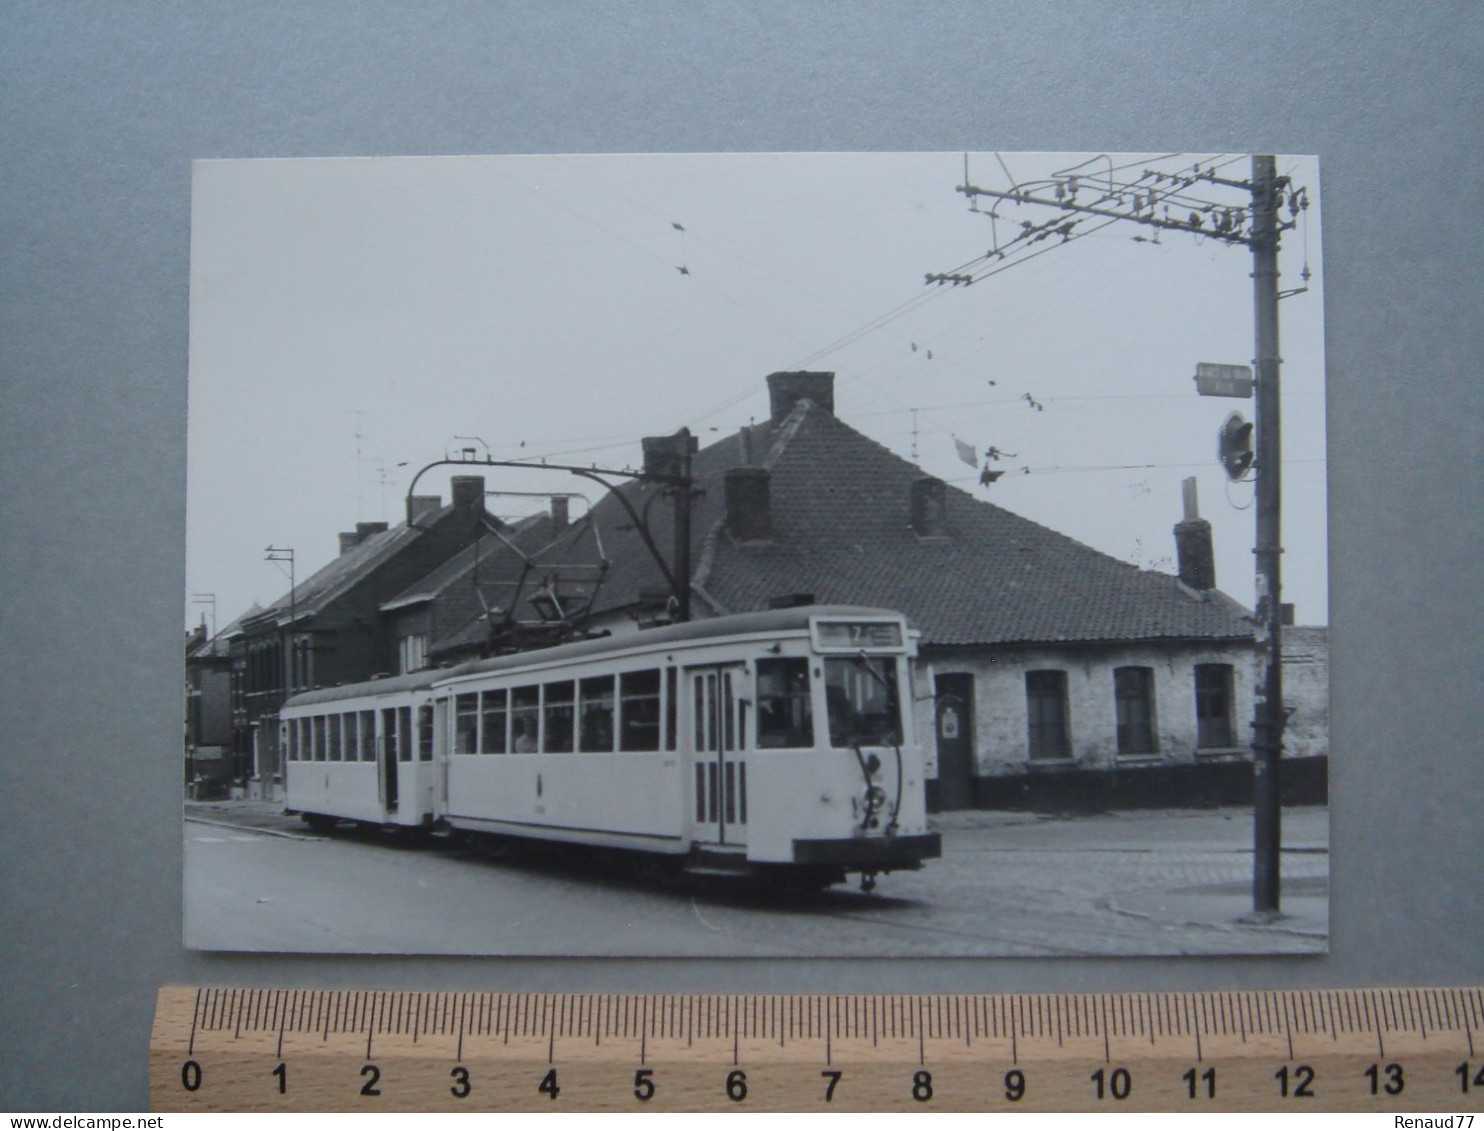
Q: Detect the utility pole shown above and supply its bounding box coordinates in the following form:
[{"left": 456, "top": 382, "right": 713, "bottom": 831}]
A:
[
  {"left": 934, "top": 153, "right": 1308, "bottom": 917},
  {"left": 1248, "top": 156, "right": 1285, "bottom": 918}
]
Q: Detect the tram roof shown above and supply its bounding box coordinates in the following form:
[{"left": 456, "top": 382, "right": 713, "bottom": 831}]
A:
[{"left": 282, "top": 604, "right": 903, "bottom": 707}]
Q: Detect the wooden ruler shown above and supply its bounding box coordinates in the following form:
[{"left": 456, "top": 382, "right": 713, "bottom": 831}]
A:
[{"left": 151, "top": 986, "right": 1484, "bottom": 1112}]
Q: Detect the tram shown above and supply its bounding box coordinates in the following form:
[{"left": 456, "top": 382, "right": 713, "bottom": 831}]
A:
[{"left": 279, "top": 605, "right": 940, "bottom": 888}]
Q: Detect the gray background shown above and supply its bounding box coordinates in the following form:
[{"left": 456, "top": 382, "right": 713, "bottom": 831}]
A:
[{"left": 2, "top": 1, "right": 1479, "bottom": 1110}]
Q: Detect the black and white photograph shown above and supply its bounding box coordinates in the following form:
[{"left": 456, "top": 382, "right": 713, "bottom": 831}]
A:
[{"left": 183, "top": 150, "right": 1329, "bottom": 958}]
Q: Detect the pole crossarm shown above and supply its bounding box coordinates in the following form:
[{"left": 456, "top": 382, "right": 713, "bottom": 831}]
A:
[{"left": 957, "top": 182, "right": 1258, "bottom": 247}]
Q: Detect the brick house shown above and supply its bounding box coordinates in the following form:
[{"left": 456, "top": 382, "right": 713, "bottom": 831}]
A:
[
  {"left": 184, "top": 621, "right": 234, "bottom": 797},
  {"left": 409, "top": 372, "right": 1324, "bottom": 811},
  {"left": 228, "top": 475, "right": 491, "bottom": 798}
]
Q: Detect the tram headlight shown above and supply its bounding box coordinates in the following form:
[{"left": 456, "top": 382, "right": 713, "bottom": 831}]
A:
[{"left": 863, "top": 785, "right": 887, "bottom": 810}]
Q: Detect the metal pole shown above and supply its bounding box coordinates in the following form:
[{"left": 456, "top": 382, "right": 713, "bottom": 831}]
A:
[
  {"left": 1249, "top": 156, "right": 1285, "bottom": 917},
  {"left": 674, "top": 428, "right": 693, "bottom": 622}
]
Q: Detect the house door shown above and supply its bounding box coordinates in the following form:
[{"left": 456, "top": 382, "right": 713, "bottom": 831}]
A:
[
  {"left": 934, "top": 673, "right": 976, "bottom": 810},
  {"left": 689, "top": 665, "right": 748, "bottom": 847}
]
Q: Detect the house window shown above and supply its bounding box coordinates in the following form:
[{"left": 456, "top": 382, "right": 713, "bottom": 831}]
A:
[
  {"left": 398, "top": 633, "right": 428, "bottom": 674},
  {"left": 1025, "top": 670, "right": 1071, "bottom": 760},
  {"left": 1114, "top": 666, "right": 1157, "bottom": 754},
  {"left": 1195, "top": 663, "right": 1236, "bottom": 748}
]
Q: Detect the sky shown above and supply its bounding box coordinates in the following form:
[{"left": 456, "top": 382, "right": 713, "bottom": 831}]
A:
[{"left": 186, "top": 151, "right": 1327, "bottom": 635}]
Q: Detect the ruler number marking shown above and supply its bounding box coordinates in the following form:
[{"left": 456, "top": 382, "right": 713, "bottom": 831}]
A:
[
  {"left": 1459, "top": 1062, "right": 1484, "bottom": 1093},
  {"left": 911, "top": 1069, "right": 933, "bottom": 1103},
  {"left": 1275, "top": 1063, "right": 1315, "bottom": 1098},
  {"left": 538, "top": 1067, "right": 560, "bottom": 1100},
  {"left": 1004, "top": 1068, "right": 1026, "bottom": 1102},
  {"left": 1183, "top": 1065, "right": 1216, "bottom": 1099},
  {"left": 359, "top": 1064, "right": 381, "bottom": 1097},
  {"left": 1364, "top": 1062, "right": 1404, "bottom": 1096},
  {"left": 1091, "top": 1066, "right": 1131, "bottom": 1101},
  {"left": 271, "top": 1061, "right": 286, "bottom": 1095},
  {"left": 633, "top": 1067, "right": 655, "bottom": 1102},
  {"left": 450, "top": 1065, "right": 471, "bottom": 1099},
  {"left": 726, "top": 1068, "right": 747, "bottom": 1102},
  {"left": 821, "top": 1069, "right": 842, "bottom": 1102}
]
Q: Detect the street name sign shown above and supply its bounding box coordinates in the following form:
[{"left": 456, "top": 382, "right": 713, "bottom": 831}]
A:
[{"left": 1194, "top": 361, "right": 1255, "bottom": 398}]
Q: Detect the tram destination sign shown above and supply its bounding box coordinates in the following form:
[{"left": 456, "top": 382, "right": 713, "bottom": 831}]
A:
[
  {"left": 1193, "top": 361, "right": 1255, "bottom": 398},
  {"left": 810, "top": 618, "right": 907, "bottom": 653}
]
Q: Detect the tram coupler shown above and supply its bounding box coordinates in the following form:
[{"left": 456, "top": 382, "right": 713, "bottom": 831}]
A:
[{"left": 860, "top": 871, "right": 878, "bottom": 893}]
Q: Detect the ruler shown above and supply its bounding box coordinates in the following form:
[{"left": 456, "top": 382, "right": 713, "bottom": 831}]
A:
[{"left": 152, "top": 986, "right": 1484, "bottom": 1112}]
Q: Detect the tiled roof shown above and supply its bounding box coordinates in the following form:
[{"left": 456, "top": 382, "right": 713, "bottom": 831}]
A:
[
  {"left": 429, "top": 401, "right": 1253, "bottom": 651},
  {"left": 700, "top": 404, "right": 1254, "bottom": 646},
  {"left": 244, "top": 505, "right": 454, "bottom": 628}
]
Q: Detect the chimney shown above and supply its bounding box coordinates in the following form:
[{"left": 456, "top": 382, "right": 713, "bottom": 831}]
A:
[
  {"left": 724, "top": 467, "right": 773, "bottom": 541},
  {"left": 1174, "top": 477, "right": 1217, "bottom": 590},
  {"left": 910, "top": 475, "right": 948, "bottom": 538},
  {"left": 338, "top": 531, "right": 361, "bottom": 555},
  {"left": 451, "top": 475, "right": 485, "bottom": 512},
  {"left": 407, "top": 494, "right": 441, "bottom": 525},
  {"left": 766, "top": 370, "right": 835, "bottom": 424},
  {"left": 357, "top": 521, "right": 387, "bottom": 540},
  {"left": 551, "top": 496, "right": 570, "bottom": 531}
]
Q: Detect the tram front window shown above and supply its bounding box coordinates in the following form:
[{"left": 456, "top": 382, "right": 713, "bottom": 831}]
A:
[
  {"left": 756, "top": 658, "right": 813, "bottom": 748},
  {"left": 824, "top": 657, "right": 902, "bottom": 747}
]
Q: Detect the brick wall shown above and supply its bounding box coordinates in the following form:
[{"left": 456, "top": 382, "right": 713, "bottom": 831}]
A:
[{"left": 915, "top": 638, "right": 1258, "bottom": 778}]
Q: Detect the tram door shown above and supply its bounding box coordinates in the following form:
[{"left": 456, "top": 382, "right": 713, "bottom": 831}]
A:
[
  {"left": 379, "top": 707, "right": 400, "bottom": 814},
  {"left": 688, "top": 665, "right": 749, "bottom": 848}
]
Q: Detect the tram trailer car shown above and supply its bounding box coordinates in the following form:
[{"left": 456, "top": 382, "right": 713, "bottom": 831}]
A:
[{"left": 280, "top": 606, "right": 941, "bottom": 888}]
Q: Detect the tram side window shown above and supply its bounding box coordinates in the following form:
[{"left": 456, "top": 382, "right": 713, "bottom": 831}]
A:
[
  {"left": 544, "top": 681, "right": 575, "bottom": 753},
  {"left": 359, "top": 710, "right": 375, "bottom": 761},
  {"left": 313, "top": 716, "right": 326, "bottom": 761},
  {"left": 285, "top": 721, "right": 297, "bottom": 762},
  {"left": 397, "top": 706, "right": 412, "bottom": 762},
  {"left": 756, "top": 658, "right": 813, "bottom": 748},
  {"left": 381, "top": 708, "right": 399, "bottom": 763},
  {"left": 511, "top": 686, "right": 540, "bottom": 753},
  {"left": 417, "top": 705, "right": 434, "bottom": 762},
  {"left": 665, "top": 667, "right": 678, "bottom": 751},
  {"left": 579, "top": 675, "right": 615, "bottom": 752},
  {"left": 454, "top": 693, "right": 479, "bottom": 754},
  {"left": 619, "top": 669, "right": 661, "bottom": 752},
  {"left": 347, "top": 713, "right": 362, "bottom": 762},
  {"left": 481, "top": 689, "right": 507, "bottom": 754},
  {"left": 328, "top": 714, "right": 342, "bottom": 761}
]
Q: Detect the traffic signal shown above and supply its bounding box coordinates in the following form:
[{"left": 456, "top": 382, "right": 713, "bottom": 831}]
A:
[{"left": 1218, "top": 412, "right": 1255, "bottom": 480}]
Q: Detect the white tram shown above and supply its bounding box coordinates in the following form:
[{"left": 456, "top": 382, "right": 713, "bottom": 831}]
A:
[{"left": 280, "top": 606, "right": 941, "bottom": 887}]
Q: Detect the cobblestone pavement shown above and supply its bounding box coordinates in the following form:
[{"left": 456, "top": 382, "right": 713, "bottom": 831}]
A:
[{"left": 184, "top": 801, "right": 1327, "bottom": 956}]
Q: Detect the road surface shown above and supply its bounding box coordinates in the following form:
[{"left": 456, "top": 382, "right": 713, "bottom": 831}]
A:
[{"left": 184, "top": 806, "right": 1328, "bottom": 957}]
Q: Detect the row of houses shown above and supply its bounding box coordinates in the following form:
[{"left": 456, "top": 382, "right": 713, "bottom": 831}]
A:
[{"left": 185, "top": 371, "right": 1328, "bottom": 810}]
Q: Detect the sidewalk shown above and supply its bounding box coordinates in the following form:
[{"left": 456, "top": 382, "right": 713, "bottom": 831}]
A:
[
  {"left": 932, "top": 805, "right": 1330, "bottom": 942},
  {"left": 184, "top": 798, "right": 316, "bottom": 838}
]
